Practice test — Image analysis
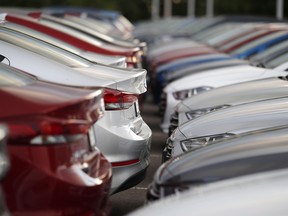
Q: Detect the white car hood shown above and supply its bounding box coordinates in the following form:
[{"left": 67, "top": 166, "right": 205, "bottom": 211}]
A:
[
  {"left": 178, "top": 97, "right": 288, "bottom": 139},
  {"left": 179, "top": 76, "right": 288, "bottom": 112},
  {"left": 164, "top": 65, "right": 273, "bottom": 92}
]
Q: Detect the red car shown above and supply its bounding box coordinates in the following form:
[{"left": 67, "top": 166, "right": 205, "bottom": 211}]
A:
[
  {"left": 3, "top": 13, "right": 142, "bottom": 68},
  {"left": 0, "top": 64, "right": 112, "bottom": 216}
]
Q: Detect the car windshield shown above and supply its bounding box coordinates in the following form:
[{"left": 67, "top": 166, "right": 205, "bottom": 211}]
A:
[
  {"left": 0, "top": 63, "right": 35, "bottom": 86},
  {"left": 0, "top": 27, "right": 92, "bottom": 68}
]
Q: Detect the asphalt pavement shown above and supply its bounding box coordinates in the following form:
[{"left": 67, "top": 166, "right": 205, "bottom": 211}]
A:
[{"left": 110, "top": 94, "right": 167, "bottom": 216}]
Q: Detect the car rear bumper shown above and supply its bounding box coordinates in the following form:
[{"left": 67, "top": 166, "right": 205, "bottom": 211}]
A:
[
  {"left": 3, "top": 146, "right": 112, "bottom": 216},
  {"left": 94, "top": 112, "right": 152, "bottom": 193}
]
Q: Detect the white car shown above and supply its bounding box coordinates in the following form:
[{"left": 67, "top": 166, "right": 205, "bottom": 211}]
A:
[
  {"left": 173, "top": 76, "right": 288, "bottom": 131},
  {"left": 160, "top": 64, "right": 288, "bottom": 133},
  {"left": 0, "top": 25, "right": 152, "bottom": 194},
  {"left": 128, "top": 168, "right": 288, "bottom": 216},
  {"left": 168, "top": 97, "right": 288, "bottom": 158}
]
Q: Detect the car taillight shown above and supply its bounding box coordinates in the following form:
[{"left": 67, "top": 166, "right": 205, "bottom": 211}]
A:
[
  {"left": 49, "top": 93, "right": 105, "bottom": 123},
  {"left": 103, "top": 88, "right": 138, "bottom": 110},
  {"left": 7, "top": 116, "right": 90, "bottom": 145}
]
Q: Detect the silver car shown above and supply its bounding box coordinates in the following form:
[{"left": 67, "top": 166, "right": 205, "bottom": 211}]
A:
[
  {"left": 171, "top": 76, "right": 288, "bottom": 133},
  {"left": 166, "top": 97, "right": 288, "bottom": 159}
]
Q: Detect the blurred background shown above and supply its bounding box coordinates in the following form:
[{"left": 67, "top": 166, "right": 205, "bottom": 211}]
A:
[{"left": 1, "top": 0, "right": 287, "bottom": 22}]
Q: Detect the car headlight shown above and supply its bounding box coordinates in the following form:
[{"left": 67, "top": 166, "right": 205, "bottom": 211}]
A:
[
  {"left": 172, "top": 86, "right": 213, "bottom": 100},
  {"left": 185, "top": 104, "right": 230, "bottom": 120},
  {"left": 180, "top": 133, "right": 234, "bottom": 152}
]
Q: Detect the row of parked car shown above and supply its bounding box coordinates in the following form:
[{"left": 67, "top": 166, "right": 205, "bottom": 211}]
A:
[
  {"left": 127, "top": 16, "right": 288, "bottom": 215},
  {"left": 0, "top": 6, "right": 152, "bottom": 216}
]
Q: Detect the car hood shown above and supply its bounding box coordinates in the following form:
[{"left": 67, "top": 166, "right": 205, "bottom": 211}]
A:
[
  {"left": 164, "top": 65, "right": 269, "bottom": 92},
  {"left": 156, "top": 126, "right": 288, "bottom": 185},
  {"left": 178, "top": 97, "right": 288, "bottom": 139},
  {"left": 179, "top": 76, "right": 288, "bottom": 112}
]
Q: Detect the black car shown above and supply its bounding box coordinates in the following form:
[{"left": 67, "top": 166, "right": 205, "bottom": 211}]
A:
[{"left": 147, "top": 125, "right": 288, "bottom": 201}]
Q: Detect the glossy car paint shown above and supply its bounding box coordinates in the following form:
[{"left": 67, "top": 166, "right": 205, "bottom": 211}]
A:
[
  {"left": 42, "top": 6, "right": 135, "bottom": 39},
  {"left": 2, "top": 13, "right": 142, "bottom": 68},
  {"left": 3, "top": 21, "right": 127, "bottom": 67},
  {"left": 151, "top": 126, "right": 288, "bottom": 200},
  {"left": 150, "top": 45, "right": 218, "bottom": 70},
  {"left": 152, "top": 30, "right": 288, "bottom": 100},
  {"left": 38, "top": 13, "right": 139, "bottom": 48},
  {"left": 177, "top": 76, "right": 288, "bottom": 126},
  {"left": 130, "top": 169, "right": 288, "bottom": 216},
  {"left": 170, "top": 97, "right": 288, "bottom": 157},
  {"left": 0, "top": 26, "right": 147, "bottom": 92},
  {"left": 161, "top": 38, "right": 288, "bottom": 132},
  {"left": 0, "top": 64, "right": 112, "bottom": 215},
  {"left": 0, "top": 24, "right": 151, "bottom": 193},
  {"left": 156, "top": 30, "right": 288, "bottom": 82},
  {"left": 160, "top": 64, "right": 287, "bottom": 133}
]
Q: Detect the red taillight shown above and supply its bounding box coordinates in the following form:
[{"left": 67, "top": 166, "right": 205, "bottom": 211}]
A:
[
  {"left": 103, "top": 88, "right": 138, "bottom": 110},
  {"left": 49, "top": 96, "right": 104, "bottom": 124},
  {"left": 7, "top": 116, "right": 90, "bottom": 145}
]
